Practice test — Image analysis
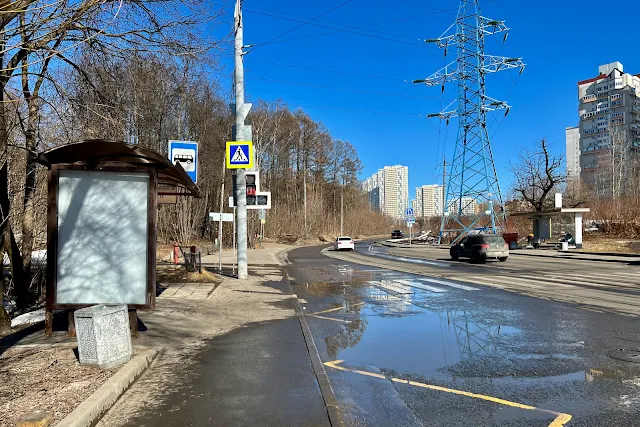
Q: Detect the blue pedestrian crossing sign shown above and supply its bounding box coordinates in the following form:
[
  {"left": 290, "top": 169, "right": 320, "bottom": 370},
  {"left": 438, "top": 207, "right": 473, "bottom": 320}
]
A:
[
  {"left": 169, "top": 140, "right": 198, "bottom": 183},
  {"left": 226, "top": 141, "right": 254, "bottom": 169}
]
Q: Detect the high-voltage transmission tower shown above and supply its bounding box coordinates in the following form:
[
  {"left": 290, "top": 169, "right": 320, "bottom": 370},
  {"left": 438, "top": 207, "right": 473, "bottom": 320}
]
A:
[{"left": 414, "top": 0, "right": 525, "bottom": 244}]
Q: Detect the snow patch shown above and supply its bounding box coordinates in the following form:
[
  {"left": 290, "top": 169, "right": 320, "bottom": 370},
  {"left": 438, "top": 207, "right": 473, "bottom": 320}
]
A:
[{"left": 10, "top": 308, "right": 45, "bottom": 328}]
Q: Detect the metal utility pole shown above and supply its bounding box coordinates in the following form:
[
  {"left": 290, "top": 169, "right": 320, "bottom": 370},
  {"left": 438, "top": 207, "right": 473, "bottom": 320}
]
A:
[
  {"left": 234, "top": 0, "right": 248, "bottom": 279},
  {"left": 303, "top": 165, "right": 307, "bottom": 238},
  {"left": 340, "top": 175, "right": 344, "bottom": 236},
  {"left": 442, "top": 156, "right": 447, "bottom": 239},
  {"left": 218, "top": 153, "right": 226, "bottom": 273},
  {"left": 414, "top": 0, "right": 525, "bottom": 244}
]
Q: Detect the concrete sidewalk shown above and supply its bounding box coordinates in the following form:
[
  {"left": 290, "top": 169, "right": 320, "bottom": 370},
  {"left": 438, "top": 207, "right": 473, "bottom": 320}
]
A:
[
  {"left": 96, "top": 242, "right": 332, "bottom": 427},
  {"left": 200, "top": 242, "right": 291, "bottom": 269}
]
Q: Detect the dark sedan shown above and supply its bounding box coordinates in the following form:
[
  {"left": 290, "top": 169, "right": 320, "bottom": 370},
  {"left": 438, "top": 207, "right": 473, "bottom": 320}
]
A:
[{"left": 450, "top": 234, "right": 509, "bottom": 263}]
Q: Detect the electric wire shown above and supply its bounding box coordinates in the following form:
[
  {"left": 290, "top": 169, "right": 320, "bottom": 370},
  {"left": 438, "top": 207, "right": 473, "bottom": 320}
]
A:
[
  {"left": 247, "top": 76, "right": 443, "bottom": 100},
  {"left": 253, "top": 0, "right": 356, "bottom": 49}
]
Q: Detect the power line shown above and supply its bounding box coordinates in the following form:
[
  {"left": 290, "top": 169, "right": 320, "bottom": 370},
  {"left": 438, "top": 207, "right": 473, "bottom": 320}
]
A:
[
  {"left": 237, "top": 6, "right": 464, "bottom": 48},
  {"left": 250, "top": 60, "right": 406, "bottom": 82},
  {"left": 289, "top": 103, "right": 425, "bottom": 117},
  {"left": 247, "top": 76, "right": 443, "bottom": 100},
  {"left": 254, "top": 0, "right": 356, "bottom": 49},
  {"left": 247, "top": 9, "right": 425, "bottom": 48},
  {"left": 398, "top": 1, "right": 456, "bottom": 14},
  {"left": 246, "top": 9, "right": 422, "bottom": 43}
]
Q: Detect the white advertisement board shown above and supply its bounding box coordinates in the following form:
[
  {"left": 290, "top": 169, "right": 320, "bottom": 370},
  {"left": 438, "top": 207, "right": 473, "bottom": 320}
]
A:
[{"left": 56, "top": 170, "right": 149, "bottom": 305}]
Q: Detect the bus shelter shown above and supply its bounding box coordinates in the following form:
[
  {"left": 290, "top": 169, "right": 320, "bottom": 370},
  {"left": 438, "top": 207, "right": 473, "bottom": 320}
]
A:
[
  {"left": 38, "top": 139, "right": 201, "bottom": 336},
  {"left": 510, "top": 207, "right": 590, "bottom": 249}
]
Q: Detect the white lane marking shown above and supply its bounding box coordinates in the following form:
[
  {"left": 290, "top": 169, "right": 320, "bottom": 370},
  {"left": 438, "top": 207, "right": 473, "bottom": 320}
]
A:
[
  {"left": 419, "top": 277, "right": 479, "bottom": 291},
  {"left": 474, "top": 275, "right": 578, "bottom": 290},
  {"left": 369, "top": 280, "right": 414, "bottom": 295},
  {"left": 546, "top": 273, "right": 636, "bottom": 285},
  {"left": 466, "top": 277, "right": 506, "bottom": 289},
  {"left": 393, "top": 279, "right": 447, "bottom": 293},
  {"left": 558, "top": 271, "right": 639, "bottom": 282}
]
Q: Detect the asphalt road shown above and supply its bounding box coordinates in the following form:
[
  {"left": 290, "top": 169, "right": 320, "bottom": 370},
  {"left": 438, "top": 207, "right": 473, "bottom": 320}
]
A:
[{"left": 285, "top": 242, "right": 640, "bottom": 426}]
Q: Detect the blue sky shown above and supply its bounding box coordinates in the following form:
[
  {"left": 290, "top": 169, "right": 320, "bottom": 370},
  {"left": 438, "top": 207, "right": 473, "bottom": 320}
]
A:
[{"left": 214, "top": 0, "right": 640, "bottom": 194}]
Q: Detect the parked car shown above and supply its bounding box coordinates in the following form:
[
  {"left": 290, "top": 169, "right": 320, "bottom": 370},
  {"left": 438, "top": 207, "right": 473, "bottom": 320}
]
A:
[
  {"left": 391, "top": 230, "right": 404, "bottom": 239},
  {"left": 334, "top": 236, "right": 355, "bottom": 251},
  {"left": 450, "top": 234, "right": 509, "bottom": 263}
]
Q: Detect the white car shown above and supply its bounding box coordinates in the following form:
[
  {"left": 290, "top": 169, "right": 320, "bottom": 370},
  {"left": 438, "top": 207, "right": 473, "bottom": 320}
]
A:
[{"left": 334, "top": 236, "right": 355, "bottom": 251}]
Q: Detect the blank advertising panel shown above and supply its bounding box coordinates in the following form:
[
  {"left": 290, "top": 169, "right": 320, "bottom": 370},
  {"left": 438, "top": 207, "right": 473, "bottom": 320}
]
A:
[{"left": 56, "top": 170, "right": 149, "bottom": 305}]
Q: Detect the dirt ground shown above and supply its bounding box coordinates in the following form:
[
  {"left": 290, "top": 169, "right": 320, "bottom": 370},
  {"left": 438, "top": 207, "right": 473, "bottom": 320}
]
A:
[
  {"left": 0, "top": 346, "right": 117, "bottom": 426},
  {"left": 582, "top": 236, "right": 640, "bottom": 254}
]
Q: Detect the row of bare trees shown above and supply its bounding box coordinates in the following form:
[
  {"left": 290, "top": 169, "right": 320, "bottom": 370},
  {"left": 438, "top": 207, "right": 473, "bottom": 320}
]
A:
[{"left": 0, "top": 1, "right": 393, "bottom": 330}]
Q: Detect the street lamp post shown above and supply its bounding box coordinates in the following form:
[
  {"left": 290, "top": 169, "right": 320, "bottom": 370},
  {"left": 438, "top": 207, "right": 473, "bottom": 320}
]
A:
[
  {"left": 340, "top": 174, "right": 344, "bottom": 236},
  {"left": 303, "top": 164, "right": 315, "bottom": 239}
]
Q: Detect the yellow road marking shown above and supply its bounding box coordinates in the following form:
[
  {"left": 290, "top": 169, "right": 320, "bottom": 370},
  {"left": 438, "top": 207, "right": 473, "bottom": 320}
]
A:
[
  {"left": 311, "top": 314, "right": 352, "bottom": 324},
  {"left": 323, "top": 359, "right": 386, "bottom": 379},
  {"left": 310, "top": 302, "right": 365, "bottom": 315},
  {"left": 391, "top": 377, "right": 537, "bottom": 410},
  {"left": 549, "top": 413, "right": 572, "bottom": 426},
  {"left": 324, "top": 360, "right": 572, "bottom": 426}
]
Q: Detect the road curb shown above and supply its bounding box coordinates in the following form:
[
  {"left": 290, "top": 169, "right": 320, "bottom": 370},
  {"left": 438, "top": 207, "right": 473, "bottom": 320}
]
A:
[
  {"left": 57, "top": 346, "right": 162, "bottom": 427},
  {"left": 379, "top": 241, "right": 638, "bottom": 264},
  {"left": 285, "top": 275, "right": 345, "bottom": 426},
  {"left": 509, "top": 251, "right": 640, "bottom": 263}
]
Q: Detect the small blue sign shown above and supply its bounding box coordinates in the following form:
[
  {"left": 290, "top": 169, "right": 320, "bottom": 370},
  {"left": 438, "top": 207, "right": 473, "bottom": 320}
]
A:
[
  {"left": 226, "top": 141, "right": 254, "bottom": 169},
  {"left": 405, "top": 208, "right": 414, "bottom": 217},
  {"left": 169, "top": 140, "right": 198, "bottom": 184}
]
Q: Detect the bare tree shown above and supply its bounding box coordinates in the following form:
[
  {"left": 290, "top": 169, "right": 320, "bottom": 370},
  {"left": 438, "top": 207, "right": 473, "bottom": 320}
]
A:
[
  {"left": 0, "top": 0, "right": 222, "bottom": 331},
  {"left": 509, "top": 138, "right": 565, "bottom": 212}
]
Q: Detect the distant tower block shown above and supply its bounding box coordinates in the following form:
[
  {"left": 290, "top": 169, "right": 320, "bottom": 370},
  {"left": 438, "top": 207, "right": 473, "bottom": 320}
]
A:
[{"left": 414, "top": 0, "right": 525, "bottom": 244}]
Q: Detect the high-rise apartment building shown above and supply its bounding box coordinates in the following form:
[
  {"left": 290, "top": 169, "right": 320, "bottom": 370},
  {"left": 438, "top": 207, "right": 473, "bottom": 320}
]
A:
[
  {"left": 447, "top": 197, "right": 477, "bottom": 216},
  {"left": 565, "top": 126, "right": 581, "bottom": 181},
  {"left": 362, "top": 165, "right": 409, "bottom": 219},
  {"left": 576, "top": 62, "right": 640, "bottom": 194},
  {"left": 415, "top": 184, "right": 443, "bottom": 218}
]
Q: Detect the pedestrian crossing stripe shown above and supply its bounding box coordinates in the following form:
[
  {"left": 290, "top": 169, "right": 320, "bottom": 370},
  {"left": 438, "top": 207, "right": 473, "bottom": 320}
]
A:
[
  {"left": 393, "top": 279, "right": 447, "bottom": 293},
  {"left": 226, "top": 141, "right": 254, "bottom": 169}
]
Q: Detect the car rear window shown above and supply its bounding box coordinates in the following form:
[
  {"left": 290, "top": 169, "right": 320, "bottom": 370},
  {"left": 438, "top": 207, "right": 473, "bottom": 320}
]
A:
[
  {"left": 482, "top": 235, "right": 506, "bottom": 244},
  {"left": 338, "top": 237, "right": 352, "bottom": 241}
]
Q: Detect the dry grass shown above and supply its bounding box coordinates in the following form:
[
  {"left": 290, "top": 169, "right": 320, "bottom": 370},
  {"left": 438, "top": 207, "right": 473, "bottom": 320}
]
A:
[
  {"left": 0, "top": 346, "right": 117, "bottom": 426},
  {"left": 582, "top": 236, "right": 640, "bottom": 254},
  {"left": 156, "top": 265, "right": 221, "bottom": 283}
]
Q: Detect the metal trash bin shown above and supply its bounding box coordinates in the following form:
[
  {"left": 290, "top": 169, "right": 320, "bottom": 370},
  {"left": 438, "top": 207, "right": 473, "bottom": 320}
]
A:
[
  {"left": 561, "top": 241, "right": 569, "bottom": 251},
  {"left": 74, "top": 304, "right": 132, "bottom": 369}
]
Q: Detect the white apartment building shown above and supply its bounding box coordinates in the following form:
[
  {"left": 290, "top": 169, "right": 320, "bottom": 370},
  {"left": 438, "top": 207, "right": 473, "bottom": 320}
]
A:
[
  {"left": 447, "top": 197, "right": 477, "bottom": 216},
  {"left": 415, "top": 184, "right": 443, "bottom": 218},
  {"left": 576, "top": 61, "right": 640, "bottom": 193},
  {"left": 565, "top": 126, "right": 581, "bottom": 181},
  {"left": 362, "top": 165, "right": 409, "bottom": 219}
]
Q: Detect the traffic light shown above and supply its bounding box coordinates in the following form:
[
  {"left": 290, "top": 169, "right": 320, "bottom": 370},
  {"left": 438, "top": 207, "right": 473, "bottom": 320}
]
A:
[
  {"left": 232, "top": 171, "right": 260, "bottom": 206},
  {"left": 247, "top": 192, "right": 271, "bottom": 209},
  {"left": 246, "top": 173, "right": 257, "bottom": 196}
]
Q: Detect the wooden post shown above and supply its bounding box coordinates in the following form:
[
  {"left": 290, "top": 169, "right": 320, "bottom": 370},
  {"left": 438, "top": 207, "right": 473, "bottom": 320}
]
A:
[
  {"left": 45, "top": 308, "right": 53, "bottom": 337},
  {"left": 129, "top": 309, "right": 138, "bottom": 338},
  {"left": 67, "top": 310, "right": 76, "bottom": 337}
]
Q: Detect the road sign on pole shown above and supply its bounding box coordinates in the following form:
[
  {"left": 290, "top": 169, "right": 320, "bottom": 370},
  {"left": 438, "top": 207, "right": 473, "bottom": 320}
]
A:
[
  {"left": 226, "top": 141, "right": 254, "bottom": 169},
  {"left": 168, "top": 140, "right": 198, "bottom": 183},
  {"left": 405, "top": 207, "right": 414, "bottom": 217}
]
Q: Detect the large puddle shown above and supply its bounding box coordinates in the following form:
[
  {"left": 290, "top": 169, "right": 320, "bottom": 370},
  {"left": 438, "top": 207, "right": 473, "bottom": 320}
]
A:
[{"left": 309, "top": 271, "right": 597, "bottom": 385}]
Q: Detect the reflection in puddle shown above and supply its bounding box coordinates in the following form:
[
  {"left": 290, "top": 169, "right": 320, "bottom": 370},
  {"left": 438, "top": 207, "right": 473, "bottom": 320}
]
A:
[
  {"left": 333, "top": 302, "right": 520, "bottom": 377},
  {"left": 587, "top": 367, "right": 640, "bottom": 382}
]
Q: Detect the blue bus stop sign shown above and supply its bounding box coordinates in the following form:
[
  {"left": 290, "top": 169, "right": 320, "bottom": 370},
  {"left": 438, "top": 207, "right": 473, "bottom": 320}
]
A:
[{"left": 169, "top": 140, "right": 198, "bottom": 183}]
